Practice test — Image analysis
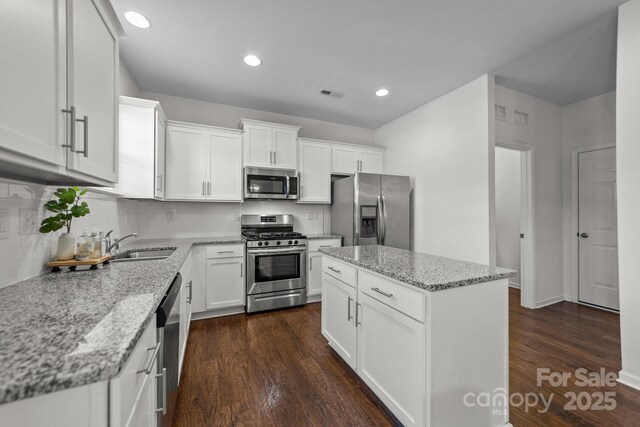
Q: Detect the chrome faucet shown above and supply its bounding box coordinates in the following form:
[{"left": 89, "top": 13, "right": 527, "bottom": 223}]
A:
[{"left": 105, "top": 230, "right": 138, "bottom": 255}]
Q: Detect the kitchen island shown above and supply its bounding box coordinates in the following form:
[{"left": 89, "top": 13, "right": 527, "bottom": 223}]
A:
[{"left": 320, "top": 245, "right": 516, "bottom": 427}]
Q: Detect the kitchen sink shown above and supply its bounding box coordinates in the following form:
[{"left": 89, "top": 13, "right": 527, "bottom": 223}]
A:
[{"left": 111, "top": 248, "right": 176, "bottom": 263}]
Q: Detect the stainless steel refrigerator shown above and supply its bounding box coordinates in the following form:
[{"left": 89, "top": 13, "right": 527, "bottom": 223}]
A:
[{"left": 331, "top": 173, "right": 410, "bottom": 249}]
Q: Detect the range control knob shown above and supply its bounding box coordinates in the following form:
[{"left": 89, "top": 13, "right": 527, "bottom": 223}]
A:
[
  {"left": 258, "top": 242, "right": 263, "bottom": 247},
  {"left": 288, "top": 240, "right": 293, "bottom": 245},
  {"left": 264, "top": 241, "right": 270, "bottom": 246},
  {"left": 294, "top": 240, "right": 299, "bottom": 245},
  {"left": 276, "top": 241, "right": 281, "bottom": 246}
]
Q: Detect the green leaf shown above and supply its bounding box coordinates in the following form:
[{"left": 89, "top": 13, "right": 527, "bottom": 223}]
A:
[{"left": 39, "top": 217, "right": 64, "bottom": 234}]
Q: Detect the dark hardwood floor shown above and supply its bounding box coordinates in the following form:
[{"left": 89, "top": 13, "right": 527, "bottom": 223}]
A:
[{"left": 174, "top": 289, "right": 640, "bottom": 426}]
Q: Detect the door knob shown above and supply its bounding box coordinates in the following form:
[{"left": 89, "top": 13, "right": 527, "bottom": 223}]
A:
[{"left": 579, "top": 232, "right": 589, "bottom": 239}]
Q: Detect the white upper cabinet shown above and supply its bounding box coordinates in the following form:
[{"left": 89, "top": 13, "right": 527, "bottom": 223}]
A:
[
  {"left": 117, "top": 97, "right": 167, "bottom": 199},
  {"left": 241, "top": 119, "right": 300, "bottom": 169},
  {"left": 165, "top": 121, "right": 243, "bottom": 201},
  {"left": 0, "top": 0, "right": 66, "bottom": 169},
  {"left": 332, "top": 144, "right": 384, "bottom": 174},
  {"left": 0, "top": 0, "right": 123, "bottom": 186},
  {"left": 208, "top": 132, "right": 243, "bottom": 202},
  {"left": 298, "top": 138, "right": 332, "bottom": 203},
  {"left": 166, "top": 124, "right": 208, "bottom": 200},
  {"left": 66, "top": 0, "right": 119, "bottom": 183}
]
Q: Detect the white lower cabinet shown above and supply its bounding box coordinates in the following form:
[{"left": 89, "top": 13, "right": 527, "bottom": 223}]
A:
[
  {"left": 110, "top": 317, "right": 159, "bottom": 427},
  {"left": 321, "top": 256, "right": 509, "bottom": 427},
  {"left": 308, "top": 239, "right": 342, "bottom": 299},
  {"left": 321, "top": 274, "right": 357, "bottom": 369},
  {"left": 357, "top": 293, "right": 425, "bottom": 427},
  {"left": 206, "top": 257, "right": 245, "bottom": 310},
  {"left": 179, "top": 252, "right": 193, "bottom": 378}
]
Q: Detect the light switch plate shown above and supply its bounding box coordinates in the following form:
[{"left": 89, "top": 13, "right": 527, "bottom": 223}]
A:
[
  {"left": 19, "top": 208, "right": 38, "bottom": 234},
  {"left": 167, "top": 209, "right": 176, "bottom": 222},
  {"left": 0, "top": 209, "right": 9, "bottom": 240}
]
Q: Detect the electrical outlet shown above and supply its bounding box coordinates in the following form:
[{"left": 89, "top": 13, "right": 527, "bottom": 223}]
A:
[
  {"left": 308, "top": 212, "right": 313, "bottom": 220},
  {"left": 167, "top": 209, "right": 176, "bottom": 222},
  {"left": 19, "top": 208, "right": 38, "bottom": 234},
  {"left": 0, "top": 209, "right": 9, "bottom": 240}
]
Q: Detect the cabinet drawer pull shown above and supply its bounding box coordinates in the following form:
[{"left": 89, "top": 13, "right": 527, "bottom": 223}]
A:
[
  {"left": 202, "top": 181, "right": 206, "bottom": 196},
  {"left": 240, "top": 262, "right": 243, "bottom": 278},
  {"left": 309, "top": 257, "right": 312, "bottom": 270},
  {"left": 137, "top": 342, "right": 161, "bottom": 375},
  {"left": 355, "top": 302, "right": 361, "bottom": 326},
  {"left": 319, "top": 245, "right": 332, "bottom": 248},
  {"left": 347, "top": 296, "right": 353, "bottom": 321},
  {"left": 155, "top": 367, "right": 167, "bottom": 415},
  {"left": 328, "top": 266, "right": 341, "bottom": 274},
  {"left": 371, "top": 287, "right": 393, "bottom": 298},
  {"left": 188, "top": 280, "right": 193, "bottom": 303},
  {"left": 218, "top": 250, "right": 234, "bottom": 254},
  {"left": 207, "top": 181, "right": 211, "bottom": 195}
]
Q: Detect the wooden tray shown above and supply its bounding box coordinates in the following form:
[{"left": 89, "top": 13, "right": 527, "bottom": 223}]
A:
[{"left": 48, "top": 255, "right": 112, "bottom": 272}]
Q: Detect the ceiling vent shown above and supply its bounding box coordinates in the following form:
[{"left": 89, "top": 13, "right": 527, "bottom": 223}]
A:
[{"left": 319, "top": 89, "right": 344, "bottom": 99}]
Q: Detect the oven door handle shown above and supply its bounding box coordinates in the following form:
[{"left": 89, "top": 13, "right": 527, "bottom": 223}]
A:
[{"left": 247, "top": 247, "right": 307, "bottom": 255}]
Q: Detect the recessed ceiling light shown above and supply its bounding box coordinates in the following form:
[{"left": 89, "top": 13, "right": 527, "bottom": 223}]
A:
[
  {"left": 124, "top": 11, "right": 151, "bottom": 29},
  {"left": 244, "top": 55, "right": 262, "bottom": 67},
  {"left": 376, "top": 88, "right": 390, "bottom": 97}
]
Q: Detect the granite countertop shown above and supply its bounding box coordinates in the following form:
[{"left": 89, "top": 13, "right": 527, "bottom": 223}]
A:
[
  {"left": 319, "top": 245, "right": 516, "bottom": 292},
  {"left": 0, "top": 236, "right": 243, "bottom": 405},
  {"left": 306, "top": 233, "right": 342, "bottom": 240}
]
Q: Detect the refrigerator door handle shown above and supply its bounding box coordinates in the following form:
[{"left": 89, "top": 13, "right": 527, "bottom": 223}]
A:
[
  {"left": 377, "top": 195, "right": 383, "bottom": 245},
  {"left": 381, "top": 195, "right": 388, "bottom": 245}
]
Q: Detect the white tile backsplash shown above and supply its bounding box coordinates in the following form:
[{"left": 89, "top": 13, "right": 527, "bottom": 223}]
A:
[
  {"left": 0, "top": 179, "right": 139, "bottom": 289},
  {"left": 135, "top": 200, "right": 331, "bottom": 239},
  {"left": 0, "top": 177, "right": 331, "bottom": 288}
]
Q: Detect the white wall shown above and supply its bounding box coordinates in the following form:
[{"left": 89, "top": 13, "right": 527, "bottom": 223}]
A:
[
  {"left": 494, "top": 85, "right": 563, "bottom": 306},
  {"left": 0, "top": 178, "right": 138, "bottom": 289},
  {"left": 495, "top": 147, "right": 521, "bottom": 284},
  {"left": 561, "top": 91, "right": 616, "bottom": 300},
  {"left": 119, "top": 61, "right": 140, "bottom": 98},
  {"left": 375, "top": 75, "right": 495, "bottom": 264},
  {"left": 616, "top": 0, "right": 640, "bottom": 391},
  {"left": 135, "top": 201, "right": 330, "bottom": 240},
  {"left": 139, "top": 91, "right": 375, "bottom": 146}
]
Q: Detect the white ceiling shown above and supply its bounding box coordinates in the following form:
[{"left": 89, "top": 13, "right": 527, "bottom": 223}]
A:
[{"left": 112, "top": 0, "right": 626, "bottom": 129}]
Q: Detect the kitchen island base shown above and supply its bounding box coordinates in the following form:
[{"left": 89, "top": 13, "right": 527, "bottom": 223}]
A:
[{"left": 321, "top": 251, "right": 512, "bottom": 427}]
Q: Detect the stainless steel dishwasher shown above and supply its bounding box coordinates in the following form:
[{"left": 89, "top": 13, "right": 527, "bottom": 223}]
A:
[{"left": 156, "top": 273, "right": 182, "bottom": 427}]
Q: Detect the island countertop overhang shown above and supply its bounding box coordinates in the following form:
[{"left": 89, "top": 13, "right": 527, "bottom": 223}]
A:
[{"left": 319, "top": 245, "right": 516, "bottom": 292}]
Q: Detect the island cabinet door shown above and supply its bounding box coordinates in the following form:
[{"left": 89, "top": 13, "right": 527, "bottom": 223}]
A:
[
  {"left": 321, "top": 274, "right": 357, "bottom": 369},
  {"left": 357, "top": 292, "right": 425, "bottom": 427}
]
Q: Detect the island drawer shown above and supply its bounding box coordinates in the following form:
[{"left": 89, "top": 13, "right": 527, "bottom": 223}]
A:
[
  {"left": 359, "top": 270, "right": 426, "bottom": 322},
  {"left": 206, "top": 244, "right": 244, "bottom": 259},
  {"left": 322, "top": 257, "right": 357, "bottom": 287},
  {"left": 308, "top": 239, "right": 341, "bottom": 253}
]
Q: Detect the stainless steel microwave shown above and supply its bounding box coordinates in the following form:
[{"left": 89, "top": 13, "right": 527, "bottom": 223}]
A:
[{"left": 244, "top": 167, "right": 299, "bottom": 200}]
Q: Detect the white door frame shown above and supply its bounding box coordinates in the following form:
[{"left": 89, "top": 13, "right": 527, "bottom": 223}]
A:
[
  {"left": 570, "top": 143, "right": 616, "bottom": 304},
  {"left": 495, "top": 138, "right": 536, "bottom": 309}
]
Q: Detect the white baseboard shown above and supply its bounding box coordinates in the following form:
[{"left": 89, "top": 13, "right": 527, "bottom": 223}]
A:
[
  {"left": 307, "top": 293, "right": 322, "bottom": 303},
  {"left": 618, "top": 370, "right": 640, "bottom": 391},
  {"left": 508, "top": 282, "right": 521, "bottom": 289},
  {"left": 535, "top": 295, "right": 565, "bottom": 309}
]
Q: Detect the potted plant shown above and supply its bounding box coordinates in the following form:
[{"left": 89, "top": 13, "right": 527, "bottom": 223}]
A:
[{"left": 39, "top": 187, "right": 91, "bottom": 260}]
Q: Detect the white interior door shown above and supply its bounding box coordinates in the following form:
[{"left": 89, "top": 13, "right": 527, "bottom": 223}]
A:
[
  {"left": 0, "top": 0, "right": 66, "bottom": 166},
  {"left": 578, "top": 147, "right": 619, "bottom": 310},
  {"left": 67, "top": 0, "right": 118, "bottom": 182},
  {"left": 165, "top": 126, "right": 206, "bottom": 200}
]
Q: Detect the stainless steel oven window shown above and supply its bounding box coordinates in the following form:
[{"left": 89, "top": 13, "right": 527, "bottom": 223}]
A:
[{"left": 254, "top": 253, "right": 300, "bottom": 282}]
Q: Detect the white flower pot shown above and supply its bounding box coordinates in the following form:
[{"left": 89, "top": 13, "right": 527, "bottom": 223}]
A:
[{"left": 56, "top": 233, "right": 76, "bottom": 261}]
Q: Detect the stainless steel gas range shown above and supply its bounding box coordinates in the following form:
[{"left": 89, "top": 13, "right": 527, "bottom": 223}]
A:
[{"left": 241, "top": 214, "right": 307, "bottom": 313}]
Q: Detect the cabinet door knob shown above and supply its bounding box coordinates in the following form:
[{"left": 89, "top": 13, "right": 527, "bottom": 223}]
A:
[{"left": 579, "top": 232, "right": 589, "bottom": 239}]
